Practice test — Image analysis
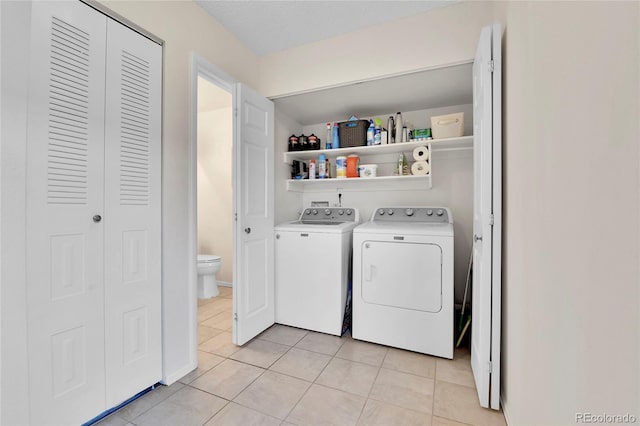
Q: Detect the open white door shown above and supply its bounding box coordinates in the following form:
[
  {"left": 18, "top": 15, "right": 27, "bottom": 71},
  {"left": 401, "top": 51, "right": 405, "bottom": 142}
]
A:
[
  {"left": 233, "top": 83, "right": 275, "bottom": 345},
  {"left": 471, "top": 23, "right": 502, "bottom": 410}
]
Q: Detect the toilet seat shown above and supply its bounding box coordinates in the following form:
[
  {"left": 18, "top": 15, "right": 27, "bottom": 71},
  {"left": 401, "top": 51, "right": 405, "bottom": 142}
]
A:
[{"left": 198, "top": 254, "right": 221, "bottom": 263}]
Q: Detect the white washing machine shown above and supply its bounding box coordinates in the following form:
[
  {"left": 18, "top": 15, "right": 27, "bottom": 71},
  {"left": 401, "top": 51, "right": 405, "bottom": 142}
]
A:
[
  {"left": 352, "top": 207, "right": 454, "bottom": 359},
  {"left": 275, "top": 207, "right": 360, "bottom": 336}
]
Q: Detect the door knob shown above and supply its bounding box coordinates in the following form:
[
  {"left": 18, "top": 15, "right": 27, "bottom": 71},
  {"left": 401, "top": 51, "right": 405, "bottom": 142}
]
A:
[
  {"left": 474, "top": 234, "right": 482, "bottom": 242},
  {"left": 244, "top": 227, "right": 251, "bottom": 234},
  {"left": 93, "top": 215, "right": 102, "bottom": 223}
]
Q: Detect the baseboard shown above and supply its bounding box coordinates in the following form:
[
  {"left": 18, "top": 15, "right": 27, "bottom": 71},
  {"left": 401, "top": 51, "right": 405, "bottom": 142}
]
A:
[
  {"left": 217, "top": 281, "right": 232, "bottom": 288},
  {"left": 501, "top": 394, "right": 511, "bottom": 425},
  {"left": 162, "top": 362, "right": 196, "bottom": 386}
]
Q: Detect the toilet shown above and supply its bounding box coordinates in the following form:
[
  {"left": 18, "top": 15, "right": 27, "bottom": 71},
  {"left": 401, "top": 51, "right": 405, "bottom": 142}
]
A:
[{"left": 197, "top": 254, "right": 222, "bottom": 299}]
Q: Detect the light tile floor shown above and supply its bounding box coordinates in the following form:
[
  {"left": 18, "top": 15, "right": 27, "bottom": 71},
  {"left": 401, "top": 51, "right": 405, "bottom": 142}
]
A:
[{"left": 99, "top": 286, "right": 506, "bottom": 426}]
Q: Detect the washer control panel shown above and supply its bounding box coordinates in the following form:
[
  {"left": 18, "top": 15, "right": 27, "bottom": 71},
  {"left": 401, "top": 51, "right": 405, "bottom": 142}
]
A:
[
  {"left": 301, "top": 207, "right": 359, "bottom": 223},
  {"left": 373, "top": 207, "right": 451, "bottom": 223}
]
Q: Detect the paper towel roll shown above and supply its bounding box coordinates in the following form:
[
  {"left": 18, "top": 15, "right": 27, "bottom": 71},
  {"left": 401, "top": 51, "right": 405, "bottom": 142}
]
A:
[
  {"left": 413, "top": 146, "right": 430, "bottom": 161},
  {"left": 411, "top": 161, "right": 431, "bottom": 176}
]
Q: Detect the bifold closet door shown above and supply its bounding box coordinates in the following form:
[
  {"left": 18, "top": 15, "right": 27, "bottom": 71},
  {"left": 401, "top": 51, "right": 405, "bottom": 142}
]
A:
[
  {"left": 26, "top": 2, "right": 108, "bottom": 424},
  {"left": 103, "top": 19, "right": 162, "bottom": 406}
]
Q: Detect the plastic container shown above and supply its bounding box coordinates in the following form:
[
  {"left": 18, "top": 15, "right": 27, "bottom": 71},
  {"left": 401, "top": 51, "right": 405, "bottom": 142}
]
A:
[
  {"left": 318, "top": 154, "right": 327, "bottom": 179},
  {"left": 395, "top": 112, "right": 403, "bottom": 144},
  {"left": 308, "top": 159, "right": 316, "bottom": 179},
  {"left": 431, "top": 112, "right": 464, "bottom": 139},
  {"left": 325, "top": 123, "right": 332, "bottom": 149},
  {"left": 332, "top": 122, "right": 340, "bottom": 149},
  {"left": 358, "top": 164, "right": 377, "bottom": 178},
  {"left": 366, "top": 120, "right": 375, "bottom": 146},
  {"left": 374, "top": 120, "right": 382, "bottom": 145},
  {"left": 346, "top": 155, "right": 359, "bottom": 178},
  {"left": 308, "top": 134, "right": 320, "bottom": 150},
  {"left": 336, "top": 156, "right": 347, "bottom": 179}
]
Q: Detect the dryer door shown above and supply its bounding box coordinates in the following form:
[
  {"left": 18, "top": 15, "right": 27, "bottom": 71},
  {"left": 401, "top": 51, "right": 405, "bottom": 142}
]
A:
[{"left": 361, "top": 241, "right": 442, "bottom": 313}]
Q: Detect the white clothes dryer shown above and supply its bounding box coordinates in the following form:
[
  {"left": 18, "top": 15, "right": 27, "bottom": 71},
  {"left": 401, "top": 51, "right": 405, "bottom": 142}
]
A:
[
  {"left": 352, "top": 207, "right": 454, "bottom": 358},
  {"left": 275, "top": 207, "right": 359, "bottom": 336}
]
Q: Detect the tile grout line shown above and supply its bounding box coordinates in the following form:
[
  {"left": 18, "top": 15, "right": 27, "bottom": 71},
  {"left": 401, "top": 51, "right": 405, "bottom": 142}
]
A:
[
  {"left": 354, "top": 346, "right": 387, "bottom": 424},
  {"left": 198, "top": 397, "right": 232, "bottom": 426},
  {"left": 279, "top": 332, "right": 350, "bottom": 424}
]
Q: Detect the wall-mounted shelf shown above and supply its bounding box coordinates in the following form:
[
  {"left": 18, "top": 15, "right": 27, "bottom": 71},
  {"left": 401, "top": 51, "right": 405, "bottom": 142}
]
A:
[
  {"left": 286, "top": 175, "right": 432, "bottom": 192},
  {"left": 283, "top": 135, "right": 472, "bottom": 163}
]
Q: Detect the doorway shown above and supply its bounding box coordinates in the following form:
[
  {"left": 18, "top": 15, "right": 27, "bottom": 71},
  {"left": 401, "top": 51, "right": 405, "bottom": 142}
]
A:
[
  {"left": 188, "top": 53, "right": 276, "bottom": 373},
  {"left": 195, "top": 73, "right": 235, "bottom": 348},
  {"left": 188, "top": 53, "right": 237, "bottom": 369}
]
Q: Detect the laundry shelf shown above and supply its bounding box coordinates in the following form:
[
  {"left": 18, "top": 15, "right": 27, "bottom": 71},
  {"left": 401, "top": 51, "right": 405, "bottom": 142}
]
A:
[
  {"left": 283, "top": 135, "right": 472, "bottom": 163},
  {"left": 286, "top": 174, "right": 432, "bottom": 192}
]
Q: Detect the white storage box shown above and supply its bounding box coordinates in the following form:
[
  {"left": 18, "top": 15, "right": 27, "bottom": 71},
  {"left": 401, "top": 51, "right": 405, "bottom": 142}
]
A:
[{"left": 431, "top": 112, "right": 464, "bottom": 139}]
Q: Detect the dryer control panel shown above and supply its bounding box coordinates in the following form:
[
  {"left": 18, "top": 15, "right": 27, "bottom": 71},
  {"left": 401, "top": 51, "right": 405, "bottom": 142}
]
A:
[
  {"left": 371, "top": 207, "right": 452, "bottom": 223},
  {"left": 300, "top": 207, "right": 359, "bottom": 223}
]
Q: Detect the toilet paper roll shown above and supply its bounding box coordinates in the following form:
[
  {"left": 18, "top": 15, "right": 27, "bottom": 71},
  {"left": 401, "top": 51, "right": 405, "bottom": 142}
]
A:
[
  {"left": 411, "top": 161, "right": 431, "bottom": 176},
  {"left": 413, "top": 146, "right": 430, "bottom": 161}
]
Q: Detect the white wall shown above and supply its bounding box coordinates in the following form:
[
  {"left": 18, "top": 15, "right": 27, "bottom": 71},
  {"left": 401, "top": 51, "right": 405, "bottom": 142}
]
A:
[
  {"left": 498, "top": 1, "right": 639, "bottom": 423},
  {"left": 99, "top": 0, "right": 260, "bottom": 386},
  {"left": 259, "top": 1, "right": 495, "bottom": 98},
  {"left": 197, "top": 105, "right": 233, "bottom": 284},
  {"left": 274, "top": 107, "right": 304, "bottom": 224}
]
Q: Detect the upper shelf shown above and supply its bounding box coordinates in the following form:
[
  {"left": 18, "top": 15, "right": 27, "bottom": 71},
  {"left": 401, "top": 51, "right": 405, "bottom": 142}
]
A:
[{"left": 282, "top": 136, "right": 473, "bottom": 163}]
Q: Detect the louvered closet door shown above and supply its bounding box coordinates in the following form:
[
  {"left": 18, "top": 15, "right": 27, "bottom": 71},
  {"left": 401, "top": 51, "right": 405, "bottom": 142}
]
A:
[
  {"left": 103, "top": 19, "right": 162, "bottom": 406},
  {"left": 26, "top": 2, "right": 107, "bottom": 424}
]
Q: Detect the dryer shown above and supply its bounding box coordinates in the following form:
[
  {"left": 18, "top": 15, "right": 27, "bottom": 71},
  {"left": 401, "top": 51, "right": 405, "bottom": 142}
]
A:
[
  {"left": 352, "top": 207, "right": 454, "bottom": 358},
  {"left": 275, "top": 207, "right": 359, "bottom": 336}
]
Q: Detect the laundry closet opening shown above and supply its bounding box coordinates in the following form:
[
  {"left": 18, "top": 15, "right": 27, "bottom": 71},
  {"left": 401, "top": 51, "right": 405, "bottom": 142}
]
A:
[{"left": 196, "top": 75, "right": 235, "bottom": 341}]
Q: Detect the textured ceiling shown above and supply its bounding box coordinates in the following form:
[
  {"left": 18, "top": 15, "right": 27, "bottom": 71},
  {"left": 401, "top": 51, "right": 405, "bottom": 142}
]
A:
[{"left": 195, "top": 1, "right": 458, "bottom": 56}]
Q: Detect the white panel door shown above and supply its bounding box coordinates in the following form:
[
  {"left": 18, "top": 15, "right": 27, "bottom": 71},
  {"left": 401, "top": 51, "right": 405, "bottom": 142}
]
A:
[
  {"left": 471, "top": 23, "right": 502, "bottom": 410},
  {"left": 26, "top": 2, "right": 107, "bottom": 424},
  {"left": 104, "top": 19, "right": 162, "bottom": 406},
  {"left": 233, "top": 83, "right": 275, "bottom": 345}
]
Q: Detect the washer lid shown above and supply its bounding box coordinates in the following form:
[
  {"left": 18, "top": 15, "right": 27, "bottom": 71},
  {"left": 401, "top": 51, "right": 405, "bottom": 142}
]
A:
[
  {"left": 198, "top": 255, "right": 221, "bottom": 263},
  {"left": 354, "top": 221, "right": 454, "bottom": 237},
  {"left": 275, "top": 220, "right": 359, "bottom": 234}
]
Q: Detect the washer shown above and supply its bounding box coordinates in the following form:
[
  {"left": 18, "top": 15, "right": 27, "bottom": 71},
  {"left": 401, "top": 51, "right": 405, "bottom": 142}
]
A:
[
  {"left": 275, "top": 207, "right": 359, "bottom": 336},
  {"left": 352, "top": 207, "right": 454, "bottom": 358}
]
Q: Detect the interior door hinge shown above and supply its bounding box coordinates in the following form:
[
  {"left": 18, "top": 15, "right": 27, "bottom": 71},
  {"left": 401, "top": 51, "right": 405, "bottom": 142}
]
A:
[
  {"left": 489, "top": 214, "right": 494, "bottom": 226},
  {"left": 488, "top": 361, "right": 493, "bottom": 373},
  {"left": 234, "top": 312, "right": 238, "bottom": 321},
  {"left": 489, "top": 60, "right": 494, "bottom": 73},
  {"left": 234, "top": 213, "right": 238, "bottom": 221}
]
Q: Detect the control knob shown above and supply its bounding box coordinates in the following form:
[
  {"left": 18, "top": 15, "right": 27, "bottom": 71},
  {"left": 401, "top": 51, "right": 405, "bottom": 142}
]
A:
[
  {"left": 378, "top": 209, "right": 385, "bottom": 215},
  {"left": 338, "top": 210, "right": 344, "bottom": 215},
  {"left": 405, "top": 208, "right": 414, "bottom": 217},
  {"left": 325, "top": 209, "right": 331, "bottom": 215},
  {"left": 346, "top": 209, "right": 352, "bottom": 215},
  {"left": 305, "top": 209, "right": 311, "bottom": 215},
  {"left": 312, "top": 209, "right": 318, "bottom": 215},
  {"left": 436, "top": 209, "right": 444, "bottom": 216},
  {"left": 426, "top": 209, "right": 433, "bottom": 216},
  {"left": 387, "top": 209, "right": 394, "bottom": 215}
]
